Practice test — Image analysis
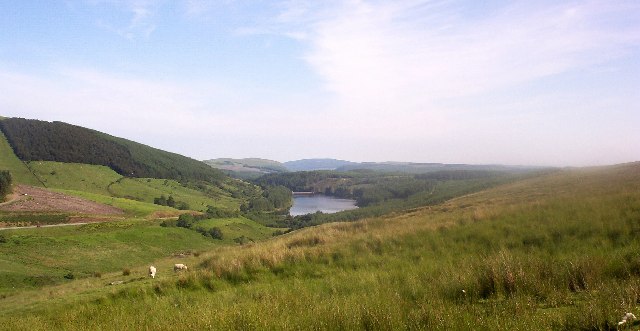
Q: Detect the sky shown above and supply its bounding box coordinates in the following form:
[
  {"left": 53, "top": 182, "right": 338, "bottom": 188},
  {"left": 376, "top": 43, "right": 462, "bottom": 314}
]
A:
[{"left": 0, "top": 0, "right": 638, "bottom": 166}]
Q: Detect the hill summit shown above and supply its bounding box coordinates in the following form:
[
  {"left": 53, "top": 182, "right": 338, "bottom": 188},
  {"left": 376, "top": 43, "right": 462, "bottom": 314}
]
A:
[{"left": 0, "top": 118, "right": 223, "bottom": 182}]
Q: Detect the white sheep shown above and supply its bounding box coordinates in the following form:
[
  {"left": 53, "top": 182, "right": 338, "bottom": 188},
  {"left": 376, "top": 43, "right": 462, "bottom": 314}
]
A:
[
  {"left": 618, "top": 312, "right": 636, "bottom": 327},
  {"left": 174, "top": 263, "right": 188, "bottom": 272},
  {"left": 148, "top": 265, "right": 157, "bottom": 279}
]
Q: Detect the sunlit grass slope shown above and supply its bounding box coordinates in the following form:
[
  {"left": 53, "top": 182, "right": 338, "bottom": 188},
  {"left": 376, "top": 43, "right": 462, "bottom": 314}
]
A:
[
  {"left": 53, "top": 189, "right": 177, "bottom": 217},
  {"left": 21, "top": 161, "right": 241, "bottom": 214},
  {"left": 109, "top": 177, "right": 240, "bottom": 211},
  {"left": 195, "top": 216, "right": 284, "bottom": 244},
  {"left": 3, "top": 162, "right": 640, "bottom": 330},
  {"left": 28, "top": 161, "right": 121, "bottom": 195},
  {"left": 0, "top": 220, "right": 222, "bottom": 296},
  {"left": 0, "top": 131, "right": 41, "bottom": 186}
]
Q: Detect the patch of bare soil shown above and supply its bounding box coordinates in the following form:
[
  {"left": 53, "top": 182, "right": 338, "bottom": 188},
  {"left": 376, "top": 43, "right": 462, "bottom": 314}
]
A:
[{"left": 0, "top": 185, "right": 125, "bottom": 215}]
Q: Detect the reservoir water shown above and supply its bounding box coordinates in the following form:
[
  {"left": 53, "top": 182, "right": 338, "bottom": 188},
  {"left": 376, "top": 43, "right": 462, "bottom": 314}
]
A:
[{"left": 290, "top": 194, "right": 358, "bottom": 216}]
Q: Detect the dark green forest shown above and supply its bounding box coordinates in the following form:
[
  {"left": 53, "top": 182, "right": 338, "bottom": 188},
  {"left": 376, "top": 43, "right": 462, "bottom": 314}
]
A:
[{"left": 0, "top": 118, "right": 223, "bottom": 182}]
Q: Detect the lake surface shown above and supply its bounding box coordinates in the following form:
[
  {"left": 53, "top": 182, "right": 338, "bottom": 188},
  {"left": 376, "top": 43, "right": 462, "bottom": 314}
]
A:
[{"left": 290, "top": 194, "right": 358, "bottom": 216}]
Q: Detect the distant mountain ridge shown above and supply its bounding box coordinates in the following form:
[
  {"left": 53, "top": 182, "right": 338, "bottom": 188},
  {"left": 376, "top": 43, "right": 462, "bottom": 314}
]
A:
[
  {"left": 336, "top": 162, "right": 544, "bottom": 174},
  {"left": 204, "top": 158, "right": 289, "bottom": 179},
  {"left": 0, "top": 118, "right": 224, "bottom": 182},
  {"left": 206, "top": 157, "right": 547, "bottom": 174}
]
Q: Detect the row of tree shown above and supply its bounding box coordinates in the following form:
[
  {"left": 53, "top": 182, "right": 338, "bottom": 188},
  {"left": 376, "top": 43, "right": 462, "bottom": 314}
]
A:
[{"left": 153, "top": 195, "right": 190, "bottom": 210}]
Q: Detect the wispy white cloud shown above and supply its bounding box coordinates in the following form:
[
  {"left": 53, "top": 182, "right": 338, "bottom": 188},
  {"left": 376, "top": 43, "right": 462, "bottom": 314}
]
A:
[
  {"left": 298, "top": 1, "right": 640, "bottom": 104},
  {"left": 0, "top": 67, "right": 325, "bottom": 159},
  {"left": 2, "top": 1, "right": 638, "bottom": 165},
  {"left": 89, "top": 0, "right": 159, "bottom": 39},
  {"left": 256, "top": 0, "right": 640, "bottom": 164}
]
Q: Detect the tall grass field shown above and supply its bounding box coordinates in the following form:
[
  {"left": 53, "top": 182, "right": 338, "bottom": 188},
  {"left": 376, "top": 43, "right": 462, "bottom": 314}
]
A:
[{"left": 1, "top": 162, "right": 639, "bottom": 330}]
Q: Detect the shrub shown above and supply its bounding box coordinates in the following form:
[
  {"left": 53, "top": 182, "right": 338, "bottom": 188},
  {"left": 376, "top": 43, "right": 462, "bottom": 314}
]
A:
[
  {"left": 176, "top": 214, "right": 194, "bottom": 228},
  {"left": 122, "top": 268, "right": 131, "bottom": 276},
  {"left": 234, "top": 236, "right": 253, "bottom": 245},
  {"left": 63, "top": 272, "right": 75, "bottom": 280},
  {"left": 160, "top": 219, "right": 177, "bottom": 227},
  {"left": 208, "top": 227, "right": 223, "bottom": 240}
]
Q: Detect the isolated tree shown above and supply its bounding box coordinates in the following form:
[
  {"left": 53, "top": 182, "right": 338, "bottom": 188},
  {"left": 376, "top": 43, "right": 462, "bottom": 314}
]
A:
[
  {"left": 208, "top": 227, "right": 223, "bottom": 240},
  {"left": 166, "top": 195, "right": 176, "bottom": 208},
  {"left": 154, "top": 195, "right": 167, "bottom": 206},
  {"left": 0, "top": 171, "right": 12, "bottom": 202}
]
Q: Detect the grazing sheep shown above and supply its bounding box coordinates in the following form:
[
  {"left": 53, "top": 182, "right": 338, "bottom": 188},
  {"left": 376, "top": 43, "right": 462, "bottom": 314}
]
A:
[
  {"left": 618, "top": 312, "right": 637, "bottom": 327},
  {"left": 149, "top": 266, "right": 157, "bottom": 279},
  {"left": 174, "top": 263, "right": 188, "bottom": 272}
]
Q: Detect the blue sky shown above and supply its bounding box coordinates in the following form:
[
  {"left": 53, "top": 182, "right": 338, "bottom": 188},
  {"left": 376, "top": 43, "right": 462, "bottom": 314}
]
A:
[{"left": 1, "top": 0, "right": 638, "bottom": 166}]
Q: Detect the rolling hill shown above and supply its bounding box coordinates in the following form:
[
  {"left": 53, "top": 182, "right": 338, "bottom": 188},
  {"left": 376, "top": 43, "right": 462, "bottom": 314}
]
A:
[
  {"left": 280, "top": 158, "right": 545, "bottom": 173},
  {"left": 204, "top": 158, "right": 288, "bottom": 179},
  {"left": 1, "top": 162, "right": 638, "bottom": 329},
  {"left": 0, "top": 117, "right": 270, "bottom": 226},
  {"left": 283, "top": 158, "right": 358, "bottom": 171},
  {"left": 0, "top": 118, "right": 224, "bottom": 182}
]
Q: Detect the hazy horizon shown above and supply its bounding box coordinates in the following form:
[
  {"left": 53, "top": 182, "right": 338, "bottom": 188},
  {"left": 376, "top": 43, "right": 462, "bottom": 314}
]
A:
[{"left": 1, "top": 1, "right": 638, "bottom": 167}]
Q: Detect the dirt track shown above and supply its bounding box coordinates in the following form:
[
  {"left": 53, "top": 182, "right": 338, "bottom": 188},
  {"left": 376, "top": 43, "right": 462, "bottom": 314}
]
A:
[{"left": 0, "top": 185, "right": 125, "bottom": 215}]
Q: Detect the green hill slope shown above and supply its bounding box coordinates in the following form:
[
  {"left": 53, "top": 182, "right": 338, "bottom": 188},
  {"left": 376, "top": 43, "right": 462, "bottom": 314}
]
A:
[
  {"left": 2, "top": 162, "right": 639, "bottom": 329},
  {"left": 22, "top": 161, "right": 243, "bottom": 213},
  {"left": 28, "top": 161, "right": 121, "bottom": 196},
  {"left": 0, "top": 130, "right": 42, "bottom": 186},
  {"left": 0, "top": 118, "right": 223, "bottom": 182}
]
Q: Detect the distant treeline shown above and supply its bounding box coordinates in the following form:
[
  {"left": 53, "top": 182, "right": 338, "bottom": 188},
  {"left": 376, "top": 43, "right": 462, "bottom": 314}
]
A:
[
  {"left": 0, "top": 118, "right": 223, "bottom": 182},
  {"left": 281, "top": 174, "right": 528, "bottom": 230},
  {"left": 241, "top": 185, "right": 292, "bottom": 213},
  {"left": 0, "top": 170, "right": 12, "bottom": 202},
  {"left": 253, "top": 169, "right": 507, "bottom": 208},
  {"left": 253, "top": 171, "right": 355, "bottom": 192}
]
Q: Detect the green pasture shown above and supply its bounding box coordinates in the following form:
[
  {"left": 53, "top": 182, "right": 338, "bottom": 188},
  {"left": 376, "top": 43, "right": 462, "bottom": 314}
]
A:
[
  {"left": 0, "top": 131, "right": 41, "bottom": 186},
  {"left": 0, "top": 220, "right": 223, "bottom": 296},
  {"left": 8, "top": 160, "right": 244, "bottom": 217},
  {"left": 27, "top": 161, "right": 121, "bottom": 195},
  {"left": 109, "top": 178, "right": 240, "bottom": 212},
  {"left": 1, "top": 163, "right": 640, "bottom": 330},
  {"left": 194, "top": 217, "right": 285, "bottom": 244}
]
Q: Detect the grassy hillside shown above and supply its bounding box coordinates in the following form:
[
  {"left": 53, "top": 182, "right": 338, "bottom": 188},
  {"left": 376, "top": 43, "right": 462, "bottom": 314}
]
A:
[
  {"left": 15, "top": 161, "right": 243, "bottom": 215},
  {"left": 54, "top": 189, "right": 177, "bottom": 217},
  {"left": 0, "top": 216, "right": 282, "bottom": 296},
  {"left": 0, "top": 118, "right": 224, "bottom": 182},
  {"left": 2, "top": 162, "right": 639, "bottom": 329},
  {"left": 0, "top": 130, "right": 42, "bottom": 186},
  {"left": 0, "top": 220, "right": 223, "bottom": 296},
  {"left": 109, "top": 178, "right": 240, "bottom": 212},
  {"left": 28, "top": 161, "right": 121, "bottom": 196},
  {"left": 195, "top": 217, "right": 283, "bottom": 244}
]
